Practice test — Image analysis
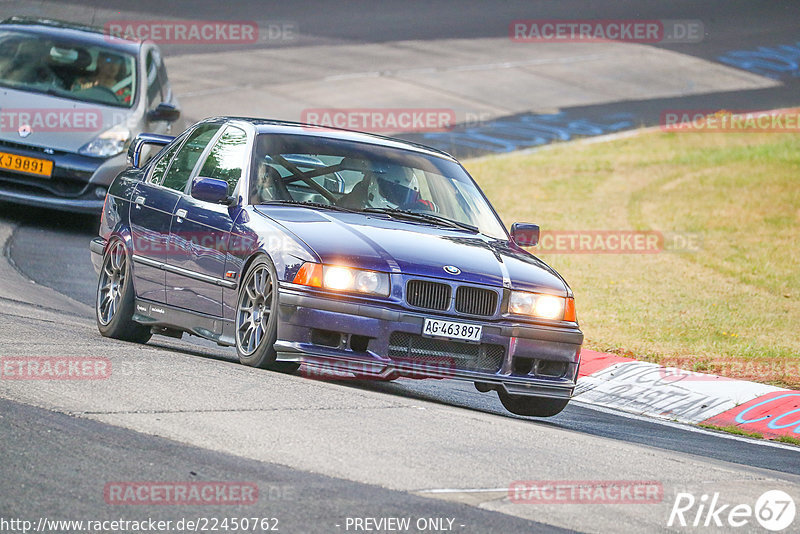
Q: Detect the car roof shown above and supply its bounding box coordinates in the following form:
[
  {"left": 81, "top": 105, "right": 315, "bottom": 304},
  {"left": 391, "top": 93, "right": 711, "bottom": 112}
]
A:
[
  {"left": 210, "top": 117, "right": 457, "bottom": 162},
  {"left": 0, "top": 17, "right": 142, "bottom": 54}
]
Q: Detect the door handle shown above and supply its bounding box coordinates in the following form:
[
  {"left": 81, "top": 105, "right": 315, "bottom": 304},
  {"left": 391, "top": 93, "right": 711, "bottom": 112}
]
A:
[
  {"left": 175, "top": 209, "right": 187, "bottom": 220},
  {"left": 134, "top": 196, "right": 145, "bottom": 209}
]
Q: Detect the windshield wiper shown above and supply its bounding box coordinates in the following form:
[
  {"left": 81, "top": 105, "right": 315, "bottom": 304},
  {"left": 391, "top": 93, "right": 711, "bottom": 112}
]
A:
[
  {"left": 362, "top": 208, "right": 479, "bottom": 233},
  {"left": 262, "top": 200, "right": 358, "bottom": 213}
]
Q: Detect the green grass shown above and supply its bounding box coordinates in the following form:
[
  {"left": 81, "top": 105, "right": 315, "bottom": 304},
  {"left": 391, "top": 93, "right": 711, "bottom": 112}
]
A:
[
  {"left": 698, "top": 423, "right": 764, "bottom": 440},
  {"left": 465, "top": 127, "right": 800, "bottom": 388},
  {"left": 775, "top": 435, "right": 800, "bottom": 446}
]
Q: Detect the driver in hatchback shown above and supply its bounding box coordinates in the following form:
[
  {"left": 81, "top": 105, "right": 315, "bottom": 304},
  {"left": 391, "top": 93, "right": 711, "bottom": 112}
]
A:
[
  {"left": 74, "top": 51, "right": 127, "bottom": 102},
  {"left": 94, "top": 52, "right": 123, "bottom": 89}
]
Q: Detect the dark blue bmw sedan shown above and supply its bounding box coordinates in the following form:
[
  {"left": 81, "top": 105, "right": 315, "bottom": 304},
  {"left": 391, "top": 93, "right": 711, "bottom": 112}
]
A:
[{"left": 91, "top": 117, "right": 583, "bottom": 417}]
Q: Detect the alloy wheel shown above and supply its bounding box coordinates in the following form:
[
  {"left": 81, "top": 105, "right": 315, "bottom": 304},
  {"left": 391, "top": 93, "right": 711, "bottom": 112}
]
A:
[
  {"left": 97, "top": 241, "right": 127, "bottom": 326},
  {"left": 236, "top": 264, "right": 273, "bottom": 355}
]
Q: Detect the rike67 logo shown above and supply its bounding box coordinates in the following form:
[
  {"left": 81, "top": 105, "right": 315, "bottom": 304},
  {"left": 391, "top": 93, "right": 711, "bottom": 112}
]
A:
[{"left": 668, "top": 490, "right": 796, "bottom": 531}]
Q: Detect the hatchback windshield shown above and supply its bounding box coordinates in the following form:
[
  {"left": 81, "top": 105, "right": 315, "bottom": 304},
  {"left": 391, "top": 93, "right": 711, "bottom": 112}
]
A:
[
  {"left": 251, "top": 133, "right": 508, "bottom": 239},
  {"left": 0, "top": 29, "right": 137, "bottom": 107}
]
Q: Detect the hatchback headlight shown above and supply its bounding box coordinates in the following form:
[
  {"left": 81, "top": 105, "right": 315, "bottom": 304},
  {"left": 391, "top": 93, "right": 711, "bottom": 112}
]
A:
[
  {"left": 508, "top": 291, "right": 576, "bottom": 321},
  {"left": 293, "top": 263, "right": 390, "bottom": 297},
  {"left": 79, "top": 123, "right": 131, "bottom": 157}
]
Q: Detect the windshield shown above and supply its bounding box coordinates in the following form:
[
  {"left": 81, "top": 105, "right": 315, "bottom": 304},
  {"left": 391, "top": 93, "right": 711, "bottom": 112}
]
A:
[
  {"left": 251, "top": 133, "right": 508, "bottom": 239},
  {"left": 0, "top": 29, "right": 137, "bottom": 107}
]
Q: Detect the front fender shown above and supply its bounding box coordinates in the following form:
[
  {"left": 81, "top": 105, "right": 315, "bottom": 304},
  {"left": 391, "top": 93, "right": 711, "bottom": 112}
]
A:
[{"left": 221, "top": 207, "right": 318, "bottom": 321}]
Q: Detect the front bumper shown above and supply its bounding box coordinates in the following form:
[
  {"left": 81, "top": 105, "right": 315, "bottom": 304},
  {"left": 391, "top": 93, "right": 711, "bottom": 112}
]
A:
[
  {"left": 90, "top": 237, "right": 106, "bottom": 275},
  {"left": 275, "top": 287, "right": 583, "bottom": 399},
  {"left": 0, "top": 188, "right": 104, "bottom": 213},
  {"left": 0, "top": 143, "right": 125, "bottom": 213}
]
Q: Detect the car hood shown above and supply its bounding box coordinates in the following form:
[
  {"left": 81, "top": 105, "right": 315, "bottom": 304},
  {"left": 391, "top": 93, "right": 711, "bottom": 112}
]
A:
[
  {"left": 256, "top": 206, "right": 569, "bottom": 295},
  {"left": 0, "top": 87, "right": 137, "bottom": 152}
]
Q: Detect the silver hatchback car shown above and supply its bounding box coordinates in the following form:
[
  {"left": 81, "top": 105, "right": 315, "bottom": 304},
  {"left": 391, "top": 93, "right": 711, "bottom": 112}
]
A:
[{"left": 0, "top": 17, "right": 181, "bottom": 212}]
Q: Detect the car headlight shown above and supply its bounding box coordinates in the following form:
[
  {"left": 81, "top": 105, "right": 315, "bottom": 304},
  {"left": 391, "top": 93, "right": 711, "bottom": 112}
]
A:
[
  {"left": 293, "top": 263, "right": 390, "bottom": 297},
  {"left": 508, "top": 291, "right": 576, "bottom": 321},
  {"left": 79, "top": 123, "right": 131, "bottom": 158}
]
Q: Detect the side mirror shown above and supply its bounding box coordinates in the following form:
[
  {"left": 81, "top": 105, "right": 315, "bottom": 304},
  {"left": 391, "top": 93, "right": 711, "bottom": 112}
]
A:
[
  {"left": 147, "top": 102, "right": 181, "bottom": 123},
  {"left": 127, "top": 132, "right": 174, "bottom": 168},
  {"left": 510, "top": 223, "right": 540, "bottom": 247},
  {"left": 191, "top": 176, "right": 235, "bottom": 205}
]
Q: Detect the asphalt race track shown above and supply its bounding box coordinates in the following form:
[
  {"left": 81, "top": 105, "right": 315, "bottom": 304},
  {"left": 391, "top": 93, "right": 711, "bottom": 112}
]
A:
[
  {"left": 2, "top": 205, "right": 800, "bottom": 476},
  {"left": 1, "top": 2, "right": 799, "bottom": 533},
  {"left": 2, "top": 397, "right": 569, "bottom": 534}
]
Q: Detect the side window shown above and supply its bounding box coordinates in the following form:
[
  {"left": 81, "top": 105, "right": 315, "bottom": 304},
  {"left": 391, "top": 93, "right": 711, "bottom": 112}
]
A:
[
  {"left": 145, "top": 49, "right": 163, "bottom": 107},
  {"left": 161, "top": 124, "right": 222, "bottom": 192},
  {"left": 198, "top": 126, "right": 248, "bottom": 193},
  {"left": 147, "top": 139, "right": 182, "bottom": 185},
  {"left": 157, "top": 54, "right": 172, "bottom": 102}
]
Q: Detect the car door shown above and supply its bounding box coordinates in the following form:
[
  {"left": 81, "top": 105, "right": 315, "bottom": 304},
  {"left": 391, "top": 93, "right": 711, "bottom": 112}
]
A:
[
  {"left": 129, "top": 134, "right": 185, "bottom": 304},
  {"left": 166, "top": 124, "right": 250, "bottom": 317},
  {"left": 130, "top": 123, "right": 222, "bottom": 304}
]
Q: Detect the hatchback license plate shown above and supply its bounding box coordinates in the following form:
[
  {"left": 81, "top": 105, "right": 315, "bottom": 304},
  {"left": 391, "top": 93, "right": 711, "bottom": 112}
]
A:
[
  {"left": 422, "top": 318, "right": 482, "bottom": 342},
  {"left": 0, "top": 151, "right": 53, "bottom": 178}
]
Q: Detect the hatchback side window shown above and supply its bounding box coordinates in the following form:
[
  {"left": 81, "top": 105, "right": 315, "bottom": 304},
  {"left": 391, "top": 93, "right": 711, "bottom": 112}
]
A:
[
  {"left": 197, "top": 126, "right": 248, "bottom": 194},
  {"left": 161, "top": 124, "right": 222, "bottom": 192},
  {"left": 157, "top": 53, "right": 172, "bottom": 103},
  {"left": 144, "top": 49, "right": 163, "bottom": 108}
]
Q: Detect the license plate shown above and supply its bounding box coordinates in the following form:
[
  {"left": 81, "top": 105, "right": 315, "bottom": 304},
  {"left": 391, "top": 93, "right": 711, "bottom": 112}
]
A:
[
  {"left": 422, "top": 318, "right": 482, "bottom": 342},
  {"left": 0, "top": 151, "right": 53, "bottom": 178}
]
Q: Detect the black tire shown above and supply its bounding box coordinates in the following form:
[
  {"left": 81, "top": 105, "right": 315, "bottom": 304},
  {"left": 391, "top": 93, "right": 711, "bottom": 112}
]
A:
[
  {"left": 96, "top": 239, "right": 152, "bottom": 343},
  {"left": 497, "top": 390, "right": 569, "bottom": 417},
  {"left": 235, "top": 256, "right": 299, "bottom": 372}
]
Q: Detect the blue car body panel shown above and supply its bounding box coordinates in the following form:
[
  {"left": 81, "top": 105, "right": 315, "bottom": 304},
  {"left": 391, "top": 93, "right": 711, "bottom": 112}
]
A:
[
  {"left": 165, "top": 196, "right": 235, "bottom": 316},
  {"left": 258, "top": 205, "right": 567, "bottom": 293}
]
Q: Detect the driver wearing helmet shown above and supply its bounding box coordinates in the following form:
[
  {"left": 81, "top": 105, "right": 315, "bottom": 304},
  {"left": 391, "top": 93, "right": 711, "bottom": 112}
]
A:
[{"left": 337, "top": 160, "right": 436, "bottom": 212}]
